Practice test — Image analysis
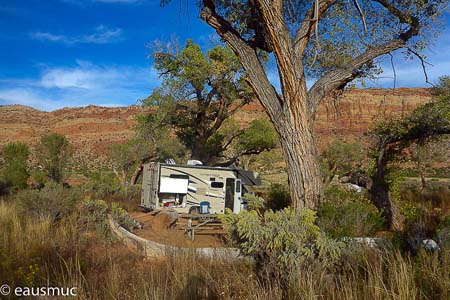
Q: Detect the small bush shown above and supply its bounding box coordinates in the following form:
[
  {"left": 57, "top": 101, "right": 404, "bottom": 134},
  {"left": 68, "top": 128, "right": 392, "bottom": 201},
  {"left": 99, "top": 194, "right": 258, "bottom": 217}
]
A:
[
  {"left": 79, "top": 199, "right": 140, "bottom": 238},
  {"left": 110, "top": 202, "right": 141, "bottom": 231},
  {"left": 317, "top": 187, "right": 384, "bottom": 238},
  {"left": 266, "top": 183, "right": 290, "bottom": 210},
  {"left": 220, "top": 208, "right": 344, "bottom": 280},
  {"left": 15, "top": 183, "right": 80, "bottom": 222},
  {"left": 78, "top": 199, "right": 110, "bottom": 238}
]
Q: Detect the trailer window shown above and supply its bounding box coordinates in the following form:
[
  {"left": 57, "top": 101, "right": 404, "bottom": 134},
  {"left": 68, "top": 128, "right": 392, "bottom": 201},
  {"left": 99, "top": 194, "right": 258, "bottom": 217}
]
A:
[
  {"left": 170, "top": 174, "right": 189, "bottom": 179},
  {"left": 236, "top": 180, "right": 241, "bottom": 193},
  {"left": 211, "top": 181, "right": 224, "bottom": 188}
]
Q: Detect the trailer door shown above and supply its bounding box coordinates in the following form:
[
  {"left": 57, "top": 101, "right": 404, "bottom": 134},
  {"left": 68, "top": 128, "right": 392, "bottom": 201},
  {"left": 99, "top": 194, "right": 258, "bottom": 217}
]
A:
[
  {"left": 234, "top": 179, "right": 242, "bottom": 213},
  {"left": 225, "top": 178, "right": 235, "bottom": 211}
]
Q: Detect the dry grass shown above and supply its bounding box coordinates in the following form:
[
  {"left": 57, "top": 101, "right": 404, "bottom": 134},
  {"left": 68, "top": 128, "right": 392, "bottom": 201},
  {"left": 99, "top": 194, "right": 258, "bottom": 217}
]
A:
[{"left": 1, "top": 201, "right": 449, "bottom": 300}]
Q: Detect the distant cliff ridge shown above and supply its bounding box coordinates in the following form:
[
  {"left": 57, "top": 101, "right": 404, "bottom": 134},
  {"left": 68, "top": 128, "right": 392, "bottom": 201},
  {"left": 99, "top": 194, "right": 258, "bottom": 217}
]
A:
[{"left": 0, "top": 88, "right": 432, "bottom": 170}]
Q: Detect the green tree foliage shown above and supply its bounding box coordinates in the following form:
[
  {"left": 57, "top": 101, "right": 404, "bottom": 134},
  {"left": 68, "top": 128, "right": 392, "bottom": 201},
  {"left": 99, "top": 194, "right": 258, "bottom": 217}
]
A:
[
  {"left": 409, "top": 138, "right": 448, "bottom": 190},
  {"left": 0, "top": 142, "right": 30, "bottom": 191},
  {"left": 217, "top": 118, "right": 279, "bottom": 166},
  {"left": 142, "top": 40, "right": 276, "bottom": 166},
  {"left": 36, "top": 133, "right": 72, "bottom": 183},
  {"left": 366, "top": 76, "right": 450, "bottom": 229},
  {"left": 236, "top": 119, "right": 278, "bottom": 155},
  {"left": 108, "top": 134, "right": 184, "bottom": 188},
  {"left": 320, "top": 139, "right": 364, "bottom": 186}
]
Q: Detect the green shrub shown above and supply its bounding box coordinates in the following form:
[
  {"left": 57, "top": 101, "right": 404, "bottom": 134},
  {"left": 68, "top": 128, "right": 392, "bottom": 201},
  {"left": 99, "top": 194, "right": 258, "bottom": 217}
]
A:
[
  {"left": 79, "top": 199, "right": 110, "bottom": 238},
  {"left": 266, "top": 183, "right": 290, "bottom": 210},
  {"left": 0, "top": 142, "right": 30, "bottom": 192},
  {"left": 243, "top": 193, "right": 265, "bottom": 211},
  {"left": 79, "top": 199, "right": 140, "bottom": 238},
  {"left": 220, "top": 208, "right": 343, "bottom": 279},
  {"left": 400, "top": 202, "right": 421, "bottom": 223},
  {"left": 30, "top": 169, "right": 48, "bottom": 188},
  {"left": 110, "top": 202, "right": 141, "bottom": 231},
  {"left": 317, "top": 186, "right": 384, "bottom": 238},
  {"left": 324, "top": 185, "right": 366, "bottom": 204},
  {"left": 15, "top": 183, "right": 80, "bottom": 221}
]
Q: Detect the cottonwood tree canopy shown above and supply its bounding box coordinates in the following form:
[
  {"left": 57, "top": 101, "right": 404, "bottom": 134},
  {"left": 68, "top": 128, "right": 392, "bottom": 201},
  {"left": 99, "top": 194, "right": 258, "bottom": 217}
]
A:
[
  {"left": 142, "top": 40, "right": 277, "bottom": 166},
  {"left": 162, "top": 0, "right": 448, "bottom": 210}
]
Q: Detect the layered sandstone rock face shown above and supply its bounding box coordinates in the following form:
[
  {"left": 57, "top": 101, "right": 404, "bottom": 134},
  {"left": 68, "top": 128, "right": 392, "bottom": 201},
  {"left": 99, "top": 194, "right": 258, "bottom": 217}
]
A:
[
  {"left": 315, "top": 88, "right": 432, "bottom": 137},
  {"left": 0, "top": 88, "right": 432, "bottom": 170}
]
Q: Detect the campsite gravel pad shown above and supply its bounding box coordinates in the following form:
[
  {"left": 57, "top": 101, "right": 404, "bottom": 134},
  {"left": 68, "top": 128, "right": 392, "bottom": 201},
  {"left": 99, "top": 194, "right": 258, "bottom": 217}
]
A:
[{"left": 129, "top": 211, "right": 226, "bottom": 248}]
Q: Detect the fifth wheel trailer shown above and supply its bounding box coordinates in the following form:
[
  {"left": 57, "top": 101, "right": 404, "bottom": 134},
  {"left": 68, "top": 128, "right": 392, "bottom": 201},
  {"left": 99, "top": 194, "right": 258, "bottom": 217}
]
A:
[{"left": 140, "top": 162, "right": 261, "bottom": 214}]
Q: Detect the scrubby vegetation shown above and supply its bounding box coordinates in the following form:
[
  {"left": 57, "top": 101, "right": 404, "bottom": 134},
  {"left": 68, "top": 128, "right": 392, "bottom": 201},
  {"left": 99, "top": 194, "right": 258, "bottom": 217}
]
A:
[
  {"left": 1, "top": 77, "right": 449, "bottom": 299},
  {"left": 1, "top": 196, "right": 450, "bottom": 300}
]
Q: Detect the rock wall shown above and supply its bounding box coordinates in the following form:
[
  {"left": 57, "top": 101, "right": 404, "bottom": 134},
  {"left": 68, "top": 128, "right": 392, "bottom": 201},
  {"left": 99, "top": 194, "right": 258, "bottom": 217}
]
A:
[{"left": 0, "top": 88, "right": 433, "bottom": 169}]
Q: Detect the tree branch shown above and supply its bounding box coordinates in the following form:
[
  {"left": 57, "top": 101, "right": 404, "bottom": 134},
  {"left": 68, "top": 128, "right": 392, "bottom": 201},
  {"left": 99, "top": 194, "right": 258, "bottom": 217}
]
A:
[
  {"left": 308, "top": 10, "right": 420, "bottom": 117},
  {"left": 213, "top": 148, "right": 269, "bottom": 167},
  {"left": 200, "top": 0, "right": 283, "bottom": 122},
  {"left": 293, "top": 0, "right": 337, "bottom": 56}
]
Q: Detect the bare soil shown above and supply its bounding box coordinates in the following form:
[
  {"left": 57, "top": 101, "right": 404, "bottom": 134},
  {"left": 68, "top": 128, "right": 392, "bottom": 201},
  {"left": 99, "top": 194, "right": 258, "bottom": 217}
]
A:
[{"left": 129, "top": 211, "right": 227, "bottom": 248}]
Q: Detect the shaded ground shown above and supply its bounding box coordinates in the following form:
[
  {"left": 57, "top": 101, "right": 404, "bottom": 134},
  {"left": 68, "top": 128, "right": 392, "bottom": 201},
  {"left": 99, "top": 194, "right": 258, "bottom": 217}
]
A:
[{"left": 129, "top": 211, "right": 227, "bottom": 248}]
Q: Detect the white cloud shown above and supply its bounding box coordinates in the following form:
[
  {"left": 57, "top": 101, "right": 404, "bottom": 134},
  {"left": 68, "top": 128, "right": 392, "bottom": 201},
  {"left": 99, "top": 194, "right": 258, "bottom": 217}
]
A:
[
  {"left": 40, "top": 61, "right": 123, "bottom": 89},
  {"left": 0, "top": 89, "right": 59, "bottom": 111},
  {"left": 30, "top": 26, "right": 123, "bottom": 44},
  {"left": 0, "top": 61, "right": 161, "bottom": 111}
]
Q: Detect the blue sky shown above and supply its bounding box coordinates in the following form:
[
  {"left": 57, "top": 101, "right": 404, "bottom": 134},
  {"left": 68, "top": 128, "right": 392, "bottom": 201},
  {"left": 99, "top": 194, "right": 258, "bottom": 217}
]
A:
[{"left": 0, "top": 0, "right": 449, "bottom": 111}]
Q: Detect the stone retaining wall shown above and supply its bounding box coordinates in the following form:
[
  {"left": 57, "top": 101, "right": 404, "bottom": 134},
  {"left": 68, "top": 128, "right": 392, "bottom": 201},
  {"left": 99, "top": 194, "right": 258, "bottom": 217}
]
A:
[{"left": 108, "top": 215, "right": 246, "bottom": 260}]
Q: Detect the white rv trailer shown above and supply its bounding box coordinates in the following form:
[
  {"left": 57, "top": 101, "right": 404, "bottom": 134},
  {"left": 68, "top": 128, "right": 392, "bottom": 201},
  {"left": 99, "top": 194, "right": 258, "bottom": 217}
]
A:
[{"left": 140, "top": 162, "right": 261, "bottom": 214}]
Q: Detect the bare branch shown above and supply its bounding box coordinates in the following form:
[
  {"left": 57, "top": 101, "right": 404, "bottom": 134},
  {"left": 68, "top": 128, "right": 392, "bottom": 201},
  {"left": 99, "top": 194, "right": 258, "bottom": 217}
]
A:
[
  {"left": 407, "top": 47, "right": 434, "bottom": 86},
  {"left": 352, "top": 0, "right": 367, "bottom": 32},
  {"left": 388, "top": 53, "right": 396, "bottom": 89},
  {"left": 307, "top": 2, "right": 421, "bottom": 116}
]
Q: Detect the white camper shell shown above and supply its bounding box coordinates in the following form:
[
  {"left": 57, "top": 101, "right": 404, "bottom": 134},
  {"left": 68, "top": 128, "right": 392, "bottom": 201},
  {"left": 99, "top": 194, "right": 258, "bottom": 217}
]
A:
[{"left": 140, "top": 162, "right": 261, "bottom": 214}]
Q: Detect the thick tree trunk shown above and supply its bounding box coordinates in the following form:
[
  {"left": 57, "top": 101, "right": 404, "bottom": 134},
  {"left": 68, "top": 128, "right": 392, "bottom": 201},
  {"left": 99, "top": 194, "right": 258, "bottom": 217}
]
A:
[
  {"left": 369, "top": 153, "right": 405, "bottom": 231},
  {"left": 275, "top": 111, "right": 323, "bottom": 210}
]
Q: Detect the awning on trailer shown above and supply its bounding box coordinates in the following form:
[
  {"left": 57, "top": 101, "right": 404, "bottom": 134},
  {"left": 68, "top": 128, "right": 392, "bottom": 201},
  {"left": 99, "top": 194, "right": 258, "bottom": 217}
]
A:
[
  {"left": 236, "top": 170, "right": 261, "bottom": 186},
  {"left": 159, "top": 177, "right": 189, "bottom": 194}
]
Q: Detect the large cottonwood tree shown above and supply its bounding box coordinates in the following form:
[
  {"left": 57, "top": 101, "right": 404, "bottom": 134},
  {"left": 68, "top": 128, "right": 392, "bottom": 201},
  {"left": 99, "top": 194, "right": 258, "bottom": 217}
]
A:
[{"left": 163, "top": 0, "right": 448, "bottom": 210}]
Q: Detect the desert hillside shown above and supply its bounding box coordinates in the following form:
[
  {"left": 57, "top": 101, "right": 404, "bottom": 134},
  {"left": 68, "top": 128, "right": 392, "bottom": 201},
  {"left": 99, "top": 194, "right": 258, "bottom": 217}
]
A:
[{"left": 0, "top": 88, "right": 432, "bottom": 170}]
